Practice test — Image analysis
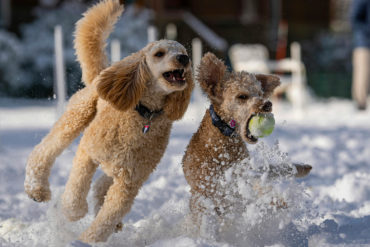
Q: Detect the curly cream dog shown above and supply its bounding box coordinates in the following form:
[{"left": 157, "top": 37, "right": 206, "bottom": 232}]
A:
[
  {"left": 24, "top": 0, "right": 194, "bottom": 243},
  {"left": 182, "top": 53, "right": 311, "bottom": 225}
]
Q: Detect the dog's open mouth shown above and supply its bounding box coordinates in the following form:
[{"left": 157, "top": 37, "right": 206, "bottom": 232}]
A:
[
  {"left": 163, "top": 69, "right": 185, "bottom": 85},
  {"left": 245, "top": 114, "right": 258, "bottom": 143}
]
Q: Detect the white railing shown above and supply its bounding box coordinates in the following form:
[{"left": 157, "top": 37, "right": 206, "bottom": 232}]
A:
[
  {"left": 147, "top": 25, "right": 157, "bottom": 43},
  {"left": 191, "top": 37, "right": 206, "bottom": 113},
  {"left": 110, "top": 39, "right": 121, "bottom": 63},
  {"left": 165, "top": 23, "right": 177, "bottom": 40},
  {"left": 0, "top": 0, "right": 11, "bottom": 27},
  {"left": 182, "top": 11, "right": 227, "bottom": 52},
  {"left": 54, "top": 25, "right": 67, "bottom": 118}
]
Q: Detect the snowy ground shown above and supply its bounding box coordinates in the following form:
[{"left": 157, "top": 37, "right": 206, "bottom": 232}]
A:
[{"left": 1, "top": 96, "right": 370, "bottom": 247}]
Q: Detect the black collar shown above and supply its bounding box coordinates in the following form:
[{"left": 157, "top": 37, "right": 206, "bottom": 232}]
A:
[
  {"left": 209, "top": 105, "right": 236, "bottom": 137},
  {"left": 135, "top": 102, "right": 163, "bottom": 120}
]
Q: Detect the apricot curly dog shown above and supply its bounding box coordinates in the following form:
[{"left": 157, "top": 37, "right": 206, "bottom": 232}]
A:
[
  {"left": 182, "top": 53, "right": 311, "bottom": 227},
  {"left": 25, "top": 0, "right": 193, "bottom": 243}
]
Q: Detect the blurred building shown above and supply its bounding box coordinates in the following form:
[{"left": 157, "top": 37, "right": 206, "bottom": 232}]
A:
[
  {"left": 146, "top": 0, "right": 352, "bottom": 52},
  {"left": 2, "top": 0, "right": 352, "bottom": 47},
  {"left": 3, "top": 0, "right": 351, "bottom": 44},
  {"left": 148, "top": 0, "right": 353, "bottom": 98},
  {"left": 1, "top": 0, "right": 355, "bottom": 98}
]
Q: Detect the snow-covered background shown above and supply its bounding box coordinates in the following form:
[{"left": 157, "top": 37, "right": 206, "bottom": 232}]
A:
[
  {"left": 0, "top": 96, "right": 370, "bottom": 247},
  {"left": 0, "top": 1, "right": 151, "bottom": 98}
]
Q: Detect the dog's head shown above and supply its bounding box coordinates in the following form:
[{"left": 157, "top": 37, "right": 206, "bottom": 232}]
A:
[
  {"left": 145, "top": 40, "right": 191, "bottom": 93},
  {"left": 95, "top": 39, "right": 194, "bottom": 120},
  {"left": 198, "top": 52, "right": 280, "bottom": 144}
]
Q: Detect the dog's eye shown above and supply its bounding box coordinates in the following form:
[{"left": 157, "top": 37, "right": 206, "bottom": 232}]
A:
[
  {"left": 237, "top": 94, "right": 249, "bottom": 100},
  {"left": 154, "top": 51, "right": 165, "bottom": 57}
]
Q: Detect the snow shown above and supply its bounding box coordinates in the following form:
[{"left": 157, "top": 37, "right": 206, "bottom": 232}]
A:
[{"left": 1, "top": 97, "right": 370, "bottom": 246}]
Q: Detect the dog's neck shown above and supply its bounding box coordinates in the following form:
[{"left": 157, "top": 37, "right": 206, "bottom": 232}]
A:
[
  {"left": 209, "top": 105, "right": 236, "bottom": 137},
  {"left": 139, "top": 85, "right": 167, "bottom": 111},
  {"left": 200, "top": 110, "right": 249, "bottom": 163}
]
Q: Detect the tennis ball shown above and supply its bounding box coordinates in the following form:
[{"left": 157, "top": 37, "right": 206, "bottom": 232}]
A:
[{"left": 248, "top": 113, "right": 275, "bottom": 138}]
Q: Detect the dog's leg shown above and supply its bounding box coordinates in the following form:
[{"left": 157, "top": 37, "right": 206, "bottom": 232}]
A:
[
  {"left": 189, "top": 192, "right": 204, "bottom": 226},
  {"left": 79, "top": 177, "right": 139, "bottom": 243},
  {"left": 92, "top": 174, "right": 113, "bottom": 216},
  {"left": 189, "top": 192, "right": 221, "bottom": 240},
  {"left": 266, "top": 163, "right": 312, "bottom": 179},
  {"left": 25, "top": 87, "right": 98, "bottom": 202},
  {"left": 294, "top": 164, "right": 312, "bottom": 178},
  {"left": 61, "top": 146, "right": 98, "bottom": 221},
  {"left": 92, "top": 174, "right": 124, "bottom": 233}
]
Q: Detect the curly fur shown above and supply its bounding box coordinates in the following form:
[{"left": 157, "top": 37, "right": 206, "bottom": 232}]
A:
[
  {"left": 24, "top": 0, "right": 194, "bottom": 243},
  {"left": 96, "top": 51, "right": 150, "bottom": 111},
  {"left": 182, "top": 53, "right": 311, "bottom": 226},
  {"left": 75, "top": 0, "right": 124, "bottom": 85}
]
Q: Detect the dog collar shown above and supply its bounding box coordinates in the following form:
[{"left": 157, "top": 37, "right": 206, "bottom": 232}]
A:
[
  {"left": 209, "top": 105, "right": 236, "bottom": 137},
  {"left": 135, "top": 103, "right": 163, "bottom": 134}
]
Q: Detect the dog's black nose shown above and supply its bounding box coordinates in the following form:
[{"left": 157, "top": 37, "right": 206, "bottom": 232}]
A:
[
  {"left": 176, "top": 54, "right": 189, "bottom": 66},
  {"left": 262, "top": 101, "right": 272, "bottom": 112}
]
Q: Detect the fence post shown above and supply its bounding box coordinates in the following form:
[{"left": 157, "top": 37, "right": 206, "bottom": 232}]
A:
[
  {"left": 147, "top": 25, "right": 157, "bottom": 43},
  {"left": 111, "top": 39, "right": 121, "bottom": 63},
  {"left": 165, "top": 23, "right": 177, "bottom": 40},
  {"left": 0, "top": 0, "right": 11, "bottom": 27},
  {"left": 290, "top": 42, "right": 301, "bottom": 61},
  {"left": 54, "top": 25, "right": 67, "bottom": 118},
  {"left": 290, "top": 41, "right": 306, "bottom": 113},
  {"left": 191, "top": 38, "right": 205, "bottom": 113},
  {"left": 192, "top": 38, "right": 202, "bottom": 77}
]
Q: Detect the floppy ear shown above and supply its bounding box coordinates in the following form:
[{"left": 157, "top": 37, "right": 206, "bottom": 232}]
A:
[
  {"left": 164, "top": 70, "right": 194, "bottom": 121},
  {"left": 255, "top": 74, "right": 281, "bottom": 97},
  {"left": 197, "top": 52, "right": 227, "bottom": 100},
  {"left": 96, "top": 51, "right": 151, "bottom": 111}
]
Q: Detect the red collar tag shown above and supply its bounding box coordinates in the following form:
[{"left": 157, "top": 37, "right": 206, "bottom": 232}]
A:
[
  {"left": 229, "top": 119, "right": 236, "bottom": 128},
  {"left": 143, "top": 125, "right": 150, "bottom": 134}
]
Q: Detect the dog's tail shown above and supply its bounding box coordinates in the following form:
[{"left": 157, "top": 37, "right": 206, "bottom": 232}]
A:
[{"left": 75, "top": 0, "right": 124, "bottom": 85}]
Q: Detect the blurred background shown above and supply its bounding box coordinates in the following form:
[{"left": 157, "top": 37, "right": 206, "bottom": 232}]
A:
[{"left": 0, "top": 0, "right": 355, "bottom": 101}]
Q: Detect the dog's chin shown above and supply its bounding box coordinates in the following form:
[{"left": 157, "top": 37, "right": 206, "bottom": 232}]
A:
[
  {"left": 157, "top": 78, "right": 186, "bottom": 93},
  {"left": 243, "top": 133, "right": 258, "bottom": 144},
  {"left": 241, "top": 116, "right": 259, "bottom": 144}
]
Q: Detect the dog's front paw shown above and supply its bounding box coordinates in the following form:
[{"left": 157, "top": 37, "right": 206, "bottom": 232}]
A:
[
  {"left": 115, "top": 222, "right": 123, "bottom": 233},
  {"left": 294, "top": 164, "right": 312, "bottom": 178},
  {"left": 79, "top": 219, "right": 119, "bottom": 243},
  {"left": 79, "top": 226, "right": 105, "bottom": 243},
  {"left": 24, "top": 177, "right": 51, "bottom": 202},
  {"left": 61, "top": 197, "right": 88, "bottom": 221}
]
